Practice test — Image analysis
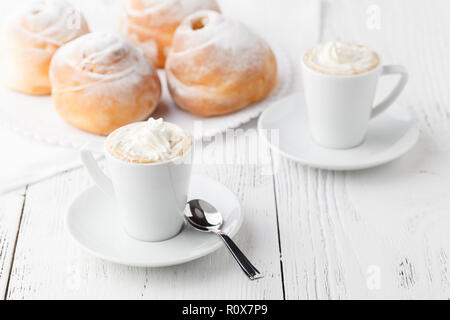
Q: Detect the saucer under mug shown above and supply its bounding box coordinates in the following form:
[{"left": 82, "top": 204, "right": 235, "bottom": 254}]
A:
[
  {"left": 258, "top": 93, "right": 419, "bottom": 171},
  {"left": 65, "top": 175, "right": 243, "bottom": 267}
]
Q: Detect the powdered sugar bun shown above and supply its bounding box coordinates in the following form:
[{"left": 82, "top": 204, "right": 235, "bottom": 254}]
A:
[
  {"left": 0, "top": 0, "right": 89, "bottom": 95},
  {"left": 165, "top": 10, "right": 278, "bottom": 117},
  {"left": 119, "top": 0, "right": 220, "bottom": 68},
  {"left": 50, "top": 32, "right": 161, "bottom": 136}
]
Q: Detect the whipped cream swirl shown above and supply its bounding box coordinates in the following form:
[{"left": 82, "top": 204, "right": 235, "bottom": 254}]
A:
[
  {"left": 304, "top": 42, "right": 379, "bottom": 75},
  {"left": 106, "top": 118, "right": 192, "bottom": 163}
]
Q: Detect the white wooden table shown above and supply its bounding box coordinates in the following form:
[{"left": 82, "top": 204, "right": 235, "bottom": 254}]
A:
[{"left": 1, "top": 0, "right": 450, "bottom": 299}]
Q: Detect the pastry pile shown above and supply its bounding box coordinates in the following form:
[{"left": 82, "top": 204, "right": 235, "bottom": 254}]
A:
[{"left": 0, "top": 0, "right": 278, "bottom": 135}]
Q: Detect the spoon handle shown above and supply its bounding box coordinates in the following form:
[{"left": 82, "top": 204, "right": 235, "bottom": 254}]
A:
[{"left": 216, "top": 231, "right": 263, "bottom": 280}]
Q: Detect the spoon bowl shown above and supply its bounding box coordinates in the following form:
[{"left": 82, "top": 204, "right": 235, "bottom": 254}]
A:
[{"left": 185, "top": 199, "right": 223, "bottom": 232}]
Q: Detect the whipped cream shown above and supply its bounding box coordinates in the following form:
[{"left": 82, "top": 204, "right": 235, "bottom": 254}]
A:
[
  {"left": 106, "top": 118, "right": 192, "bottom": 163},
  {"left": 304, "top": 42, "right": 379, "bottom": 75}
]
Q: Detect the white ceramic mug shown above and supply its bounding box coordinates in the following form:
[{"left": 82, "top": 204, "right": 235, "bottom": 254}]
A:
[
  {"left": 301, "top": 59, "right": 409, "bottom": 149},
  {"left": 80, "top": 141, "right": 192, "bottom": 242}
]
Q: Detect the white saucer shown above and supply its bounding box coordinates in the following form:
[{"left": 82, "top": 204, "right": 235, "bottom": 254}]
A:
[
  {"left": 65, "top": 175, "right": 242, "bottom": 267},
  {"left": 258, "top": 93, "right": 419, "bottom": 171}
]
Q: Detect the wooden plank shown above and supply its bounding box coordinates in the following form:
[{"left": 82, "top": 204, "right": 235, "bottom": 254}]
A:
[
  {"left": 276, "top": 0, "right": 450, "bottom": 299},
  {"left": 0, "top": 188, "right": 26, "bottom": 299},
  {"left": 5, "top": 131, "right": 283, "bottom": 299}
]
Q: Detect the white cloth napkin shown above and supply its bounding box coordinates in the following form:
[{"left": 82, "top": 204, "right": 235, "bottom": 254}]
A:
[
  {"left": 0, "top": 0, "right": 322, "bottom": 194},
  {"left": 0, "top": 127, "right": 81, "bottom": 193}
]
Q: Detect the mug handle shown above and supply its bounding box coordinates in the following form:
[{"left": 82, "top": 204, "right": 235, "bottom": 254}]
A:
[
  {"left": 371, "top": 65, "right": 409, "bottom": 119},
  {"left": 80, "top": 141, "right": 115, "bottom": 198}
]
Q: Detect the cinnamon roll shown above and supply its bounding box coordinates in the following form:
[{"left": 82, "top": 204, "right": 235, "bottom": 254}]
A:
[
  {"left": 49, "top": 32, "right": 161, "bottom": 136},
  {"left": 119, "top": 0, "right": 220, "bottom": 68},
  {"left": 0, "top": 0, "right": 89, "bottom": 95},
  {"left": 165, "top": 10, "right": 278, "bottom": 116}
]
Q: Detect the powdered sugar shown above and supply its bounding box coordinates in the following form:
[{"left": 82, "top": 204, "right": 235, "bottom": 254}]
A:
[
  {"left": 126, "top": 0, "right": 220, "bottom": 26},
  {"left": 52, "top": 32, "right": 153, "bottom": 86},
  {"left": 50, "top": 32, "right": 159, "bottom": 106},
  {"left": 4, "top": 0, "right": 89, "bottom": 47},
  {"left": 167, "top": 10, "right": 269, "bottom": 81}
]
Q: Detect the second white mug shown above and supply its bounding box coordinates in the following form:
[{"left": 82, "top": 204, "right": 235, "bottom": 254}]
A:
[{"left": 301, "top": 58, "right": 408, "bottom": 149}]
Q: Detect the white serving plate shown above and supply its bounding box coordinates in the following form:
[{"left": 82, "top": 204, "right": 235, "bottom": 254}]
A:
[{"left": 0, "top": 45, "right": 291, "bottom": 151}]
